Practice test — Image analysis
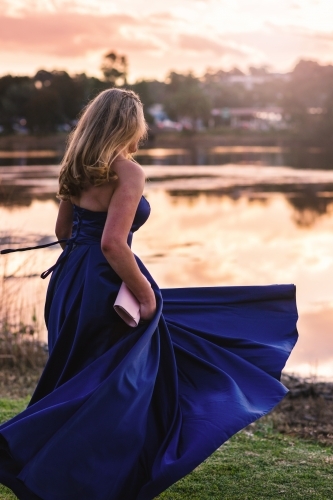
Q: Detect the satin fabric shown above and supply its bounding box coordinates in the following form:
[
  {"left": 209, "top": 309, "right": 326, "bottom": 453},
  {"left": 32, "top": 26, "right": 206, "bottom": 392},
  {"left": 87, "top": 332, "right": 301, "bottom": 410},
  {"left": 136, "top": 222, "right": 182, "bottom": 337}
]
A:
[{"left": 0, "top": 196, "right": 298, "bottom": 500}]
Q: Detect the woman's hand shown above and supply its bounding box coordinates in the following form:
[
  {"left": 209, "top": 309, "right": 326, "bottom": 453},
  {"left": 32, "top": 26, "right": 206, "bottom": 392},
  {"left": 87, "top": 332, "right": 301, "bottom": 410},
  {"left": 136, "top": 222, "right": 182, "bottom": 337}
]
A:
[{"left": 140, "top": 287, "right": 156, "bottom": 321}]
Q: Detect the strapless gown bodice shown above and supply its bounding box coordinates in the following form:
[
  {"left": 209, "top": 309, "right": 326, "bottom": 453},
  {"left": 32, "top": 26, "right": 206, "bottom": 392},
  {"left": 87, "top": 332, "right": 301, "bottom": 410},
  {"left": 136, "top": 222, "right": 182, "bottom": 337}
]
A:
[{"left": 70, "top": 195, "right": 151, "bottom": 246}]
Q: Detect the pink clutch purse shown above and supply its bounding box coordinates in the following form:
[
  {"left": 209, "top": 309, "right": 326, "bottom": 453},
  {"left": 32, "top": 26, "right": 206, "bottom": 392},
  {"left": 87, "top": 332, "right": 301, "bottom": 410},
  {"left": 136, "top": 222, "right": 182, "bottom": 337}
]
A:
[{"left": 113, "top": 282, "right": 141, "bottom": 327}]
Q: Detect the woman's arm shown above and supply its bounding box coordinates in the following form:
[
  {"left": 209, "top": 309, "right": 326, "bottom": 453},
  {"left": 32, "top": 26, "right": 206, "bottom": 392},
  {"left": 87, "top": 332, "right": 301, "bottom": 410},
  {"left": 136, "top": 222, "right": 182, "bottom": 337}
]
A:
[
  {"left": 101, "top": 161, "right": 156, "bottom": 321},
  {"left": 55, "top": 200, "right": 73, "bottom": 249}
]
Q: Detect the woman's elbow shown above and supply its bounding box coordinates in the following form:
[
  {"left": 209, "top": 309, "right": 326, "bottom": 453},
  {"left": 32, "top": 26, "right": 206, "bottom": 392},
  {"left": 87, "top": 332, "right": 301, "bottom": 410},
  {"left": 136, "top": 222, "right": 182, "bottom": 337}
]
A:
[
  {"left": 55, "top": 227, "right": 71, "bottom": 241},
  {"left": 101, "top": 238, "right": 126, "bottom": 259}
]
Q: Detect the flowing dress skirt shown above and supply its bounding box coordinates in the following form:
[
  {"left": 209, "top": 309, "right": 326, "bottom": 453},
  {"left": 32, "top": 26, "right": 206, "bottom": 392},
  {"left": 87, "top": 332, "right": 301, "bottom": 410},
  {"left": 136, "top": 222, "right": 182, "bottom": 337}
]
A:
[{"left": 0, "top": 201, "right": 298, "bottom": 500}]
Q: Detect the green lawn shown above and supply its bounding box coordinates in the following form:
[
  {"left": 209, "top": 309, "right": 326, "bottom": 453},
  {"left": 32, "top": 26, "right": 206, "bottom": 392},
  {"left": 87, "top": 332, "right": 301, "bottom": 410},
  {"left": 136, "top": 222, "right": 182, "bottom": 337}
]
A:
[
  {"left": 0, "top": 400, "right": 332, "bottom": 500},
  {"left": 157, "top": 424, "right": 333, "bottom": 499}
]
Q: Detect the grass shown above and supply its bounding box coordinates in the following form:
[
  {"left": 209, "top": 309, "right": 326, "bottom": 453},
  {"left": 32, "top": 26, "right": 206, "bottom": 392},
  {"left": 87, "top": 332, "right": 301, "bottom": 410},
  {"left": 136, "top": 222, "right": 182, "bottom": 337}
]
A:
[
  {"left": 0, "top": 398, "right": 28, "bottom": 500},
  {"left": 0, "top": 400, "right": 332, "bottom": 499},
  {"left": 0, "top": 398, "right": 29, "bottom": 424},
  {"left": 157, "top": 421, "right": 333, "bottom": 499},
  {"left": 0, "top": 488, "right": 16, "bottom": 500}
]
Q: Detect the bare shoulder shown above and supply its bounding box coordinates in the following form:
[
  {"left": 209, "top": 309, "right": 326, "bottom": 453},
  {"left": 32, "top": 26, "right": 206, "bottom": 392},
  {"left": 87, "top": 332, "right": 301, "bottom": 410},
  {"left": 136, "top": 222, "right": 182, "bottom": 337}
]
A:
[{"left": 113, "top": 159, "right": 145, "bottom": 186}]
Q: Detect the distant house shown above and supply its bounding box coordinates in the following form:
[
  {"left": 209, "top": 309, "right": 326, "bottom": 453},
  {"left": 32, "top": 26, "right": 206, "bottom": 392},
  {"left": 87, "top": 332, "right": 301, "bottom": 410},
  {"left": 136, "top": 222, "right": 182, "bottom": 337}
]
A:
[
  {"left": 222, "top": 73, "right": 291, "bottom": 91},
  {"left": 148, "top": 104, "right": 183, "bottom": 131},
  {"left": 211, "top": 107, "right": 288, "bottom": 130}
]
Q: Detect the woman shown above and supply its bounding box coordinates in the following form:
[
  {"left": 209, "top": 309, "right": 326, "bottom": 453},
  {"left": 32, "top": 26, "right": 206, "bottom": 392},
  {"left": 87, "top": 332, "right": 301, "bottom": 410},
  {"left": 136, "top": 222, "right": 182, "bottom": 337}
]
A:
[{"left": 0, "top": 88, "right": 298, "bottom": 500}]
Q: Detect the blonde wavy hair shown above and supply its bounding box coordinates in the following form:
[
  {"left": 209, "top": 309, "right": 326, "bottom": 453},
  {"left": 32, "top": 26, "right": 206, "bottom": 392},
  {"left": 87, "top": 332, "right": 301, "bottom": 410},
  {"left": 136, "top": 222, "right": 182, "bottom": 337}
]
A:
[{"left": 58, "top": 88, "right": 148, "bottom": 200}]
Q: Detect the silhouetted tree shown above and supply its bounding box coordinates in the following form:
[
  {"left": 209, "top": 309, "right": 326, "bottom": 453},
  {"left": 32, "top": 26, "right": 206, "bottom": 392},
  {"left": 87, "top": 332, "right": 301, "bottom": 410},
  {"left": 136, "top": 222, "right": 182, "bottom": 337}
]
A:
[
  {"left": 283, "top": 60, "right": 333, "bottom": 143},
  {"left": 101, "top": 52, "right": 128, "bottom": 86},
  {"left": 25, "top": 87, "right": 62, "bottom": 133},
  {"left": 164, "top": 72, "right": 211, "bottom": 128},
  {"left": 1, "top": 57, "right": 333, "bottom": 142},
  {"left": 249, "top": 65, "right": 269, "bottom": 76},
  {"left": 0, "top": 76, "right": 31, "bottom": 132}
]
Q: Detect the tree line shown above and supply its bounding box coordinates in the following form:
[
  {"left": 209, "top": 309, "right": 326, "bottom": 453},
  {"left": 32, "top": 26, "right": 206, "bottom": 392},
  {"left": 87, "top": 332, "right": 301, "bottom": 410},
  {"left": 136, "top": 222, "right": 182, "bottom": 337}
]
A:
[{"left": 0, "top": 54, "right": 332, "bottom": 144}]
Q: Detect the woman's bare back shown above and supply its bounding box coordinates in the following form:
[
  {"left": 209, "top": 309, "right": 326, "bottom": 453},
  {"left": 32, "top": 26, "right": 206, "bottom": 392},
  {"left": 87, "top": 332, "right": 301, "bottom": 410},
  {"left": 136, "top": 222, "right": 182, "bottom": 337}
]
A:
[
  {"left": 70, "top": 182, "right": 115, "bottom": 212},
  {"left": 70, "top": 158, "right": 129, "bottom": 212}
]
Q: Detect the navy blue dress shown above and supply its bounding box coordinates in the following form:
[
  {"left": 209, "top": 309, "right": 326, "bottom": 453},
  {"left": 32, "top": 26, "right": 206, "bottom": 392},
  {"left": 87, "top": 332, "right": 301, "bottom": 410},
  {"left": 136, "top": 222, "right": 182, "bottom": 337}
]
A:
[{"left": 0, "top": 196, "right": 298, "bottom": 500}]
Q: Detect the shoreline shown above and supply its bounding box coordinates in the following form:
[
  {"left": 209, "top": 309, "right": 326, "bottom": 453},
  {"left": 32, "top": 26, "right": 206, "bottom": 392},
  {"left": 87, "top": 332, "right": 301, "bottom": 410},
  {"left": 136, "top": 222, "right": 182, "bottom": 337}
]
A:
[{"left": 0, "top": 131, "right": 331, "bottom": 153}]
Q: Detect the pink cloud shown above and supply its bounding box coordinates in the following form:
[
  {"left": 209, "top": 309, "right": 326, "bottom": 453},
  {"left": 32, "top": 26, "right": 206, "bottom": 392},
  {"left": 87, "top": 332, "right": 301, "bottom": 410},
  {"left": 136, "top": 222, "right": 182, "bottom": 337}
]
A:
[
  {"left": 147, "top": 12, "right": 177, "bottom": 22},
  {"left": 0, "top": 12, "right": 160, "bottom": 57},
  {"left": 179, "top": 34, "right": 245, "bottom": 57}
]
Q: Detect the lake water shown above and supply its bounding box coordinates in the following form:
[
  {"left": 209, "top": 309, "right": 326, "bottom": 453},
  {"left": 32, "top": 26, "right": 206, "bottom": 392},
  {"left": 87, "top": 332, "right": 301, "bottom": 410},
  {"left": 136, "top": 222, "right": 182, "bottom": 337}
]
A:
[{"left": 1, "top": 147, "right": 333, "bottom": 380}]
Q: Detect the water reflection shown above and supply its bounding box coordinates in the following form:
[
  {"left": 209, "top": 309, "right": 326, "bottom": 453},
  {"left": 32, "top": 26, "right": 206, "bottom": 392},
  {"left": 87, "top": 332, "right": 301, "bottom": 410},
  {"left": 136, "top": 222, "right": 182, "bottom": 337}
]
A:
[
  {"left": 2, "top": 144, "right": 331, "bottom": 168},
  {"left": 0, "top": 151, "right": 61, "bottom": 167},
  {"left": 1, "top": 164, "right": 333, "bottom": 379},
  {"left": 166, "top": 188, "right": 333, "bottom": 228},
  {"left": 2, "top": 165, "right": 333, "bottom": 229},
  {"left": 135, "top": 145, "right": 333, "bottom": 169},
  {"left": 0, "top": 150, "right": 58, "bottom": 158},
  {"left": 134, "top": 190, "right": 333, "bottom": 379},
  {"left": 288, "top": 191, "right": 333, "bottom": 227},
  {"left": 0, "top": 165, "right": 59, "bottom": 206}
]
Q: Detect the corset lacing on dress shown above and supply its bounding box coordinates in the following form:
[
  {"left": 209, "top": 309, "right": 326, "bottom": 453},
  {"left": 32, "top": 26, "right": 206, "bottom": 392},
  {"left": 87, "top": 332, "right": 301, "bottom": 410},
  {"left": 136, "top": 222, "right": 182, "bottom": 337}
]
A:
[{"left": 0, "top": 201, "right": 144, "bottom": 279}]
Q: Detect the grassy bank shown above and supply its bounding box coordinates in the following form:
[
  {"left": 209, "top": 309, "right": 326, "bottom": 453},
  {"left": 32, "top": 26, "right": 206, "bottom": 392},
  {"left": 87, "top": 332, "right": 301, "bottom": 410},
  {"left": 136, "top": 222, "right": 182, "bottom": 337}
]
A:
[
  {"left": 0, "top": 398, "right": 332, "bottom": 500},
  {"left": 157, "top": 423, "right": 333, "bottom": 500}
]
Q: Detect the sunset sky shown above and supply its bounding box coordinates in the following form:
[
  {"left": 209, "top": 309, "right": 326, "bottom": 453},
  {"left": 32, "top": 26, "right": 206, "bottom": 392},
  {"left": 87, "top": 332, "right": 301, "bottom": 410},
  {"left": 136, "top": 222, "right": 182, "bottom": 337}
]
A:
[{"left": 1, "top": 0, "right": 332, "bottom": 81}]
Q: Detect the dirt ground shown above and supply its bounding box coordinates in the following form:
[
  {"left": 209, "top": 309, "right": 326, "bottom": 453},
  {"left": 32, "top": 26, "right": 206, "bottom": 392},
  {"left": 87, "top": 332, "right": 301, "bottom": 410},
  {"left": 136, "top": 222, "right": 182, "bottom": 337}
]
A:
[
  {"left": 0, "top": 365, "right": 44, "bottom": 399},
  {"left": 267, "top": 374, "right": 333, "bottom": 446}
]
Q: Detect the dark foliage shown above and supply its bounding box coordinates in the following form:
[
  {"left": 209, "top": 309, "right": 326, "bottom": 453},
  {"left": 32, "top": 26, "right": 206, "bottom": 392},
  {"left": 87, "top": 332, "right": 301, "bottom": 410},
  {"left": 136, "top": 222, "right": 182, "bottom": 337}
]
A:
[
  {"left": 0, "top": 59, "right": 332, "bottom": 142},
  {"left": 101, "top": 51, "right": 128, "bottom": 86},
  {"left": 282, "top": 60, "right": 333, "bottom": 143},
  {"left": 0, "top": 70, "right": 110, "bottom": 134}
]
